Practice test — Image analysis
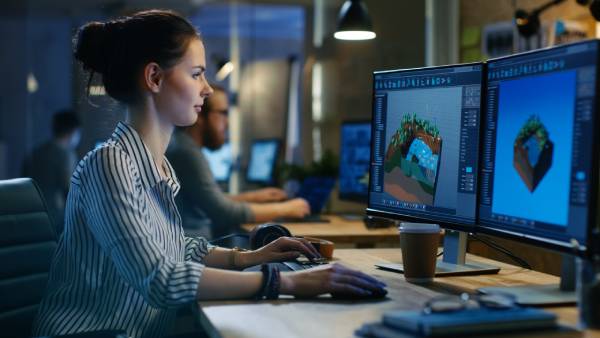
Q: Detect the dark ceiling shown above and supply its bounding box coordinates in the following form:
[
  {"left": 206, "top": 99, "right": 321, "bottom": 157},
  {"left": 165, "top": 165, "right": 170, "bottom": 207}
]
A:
[{"left": 0, "top": 0, "right": 343, "bottom": 17}]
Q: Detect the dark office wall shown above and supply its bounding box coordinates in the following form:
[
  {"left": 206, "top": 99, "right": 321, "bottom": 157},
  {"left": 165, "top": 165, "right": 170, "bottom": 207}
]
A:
[
  {"left": 300, "top": 1, "right": 426, "bottom": 212},
  {"left": 0, "top": 16, "right": 73, "bottom": 179},
  {"left": 0, "top": 18, "right": 27, "bottom": 179}
]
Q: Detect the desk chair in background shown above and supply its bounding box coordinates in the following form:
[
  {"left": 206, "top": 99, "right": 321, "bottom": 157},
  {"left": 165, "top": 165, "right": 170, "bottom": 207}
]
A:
[{"left": 0, "top": 178, "right": 126, "bottom": 338}]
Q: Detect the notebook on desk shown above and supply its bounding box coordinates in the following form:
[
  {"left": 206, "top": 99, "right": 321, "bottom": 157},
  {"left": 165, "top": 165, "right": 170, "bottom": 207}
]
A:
[
  {"left": 275, "top": 176, "right": 336, "bottom": 223},
  {"left": 381, "top": 306, "right": 557, "bottom": 337}
]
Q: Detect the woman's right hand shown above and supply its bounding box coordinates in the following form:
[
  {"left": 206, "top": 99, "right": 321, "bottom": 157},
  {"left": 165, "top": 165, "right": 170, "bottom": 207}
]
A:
[{"left": 280, "top": 263, "right": 387, "bottom": 298}]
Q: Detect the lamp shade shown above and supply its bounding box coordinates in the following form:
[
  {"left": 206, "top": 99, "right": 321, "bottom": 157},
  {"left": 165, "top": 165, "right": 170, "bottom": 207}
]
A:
[{"left": 334, "top": 0, "right": 376, "bottom": 40}]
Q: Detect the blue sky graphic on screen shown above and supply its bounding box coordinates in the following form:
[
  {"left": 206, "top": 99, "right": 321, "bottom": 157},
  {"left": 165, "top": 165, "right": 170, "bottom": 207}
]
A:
[
  {"left": 202, "top": 143, "right": 232, "bottom": 182},
  {"left": 247, "top": 141, "right": 278, "bottom": 182},
  {"left": 339, "top": 122, "right": 371, "bottom": 201},
  {"left": 491, "top": 71, "right": 576, "bottom": 226}
]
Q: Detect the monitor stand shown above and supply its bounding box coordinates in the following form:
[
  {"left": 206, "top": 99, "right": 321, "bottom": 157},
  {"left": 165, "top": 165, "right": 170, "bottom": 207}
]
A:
[
  {"left": 376, "top": 229, "right": 500, "bottom": 276},
  {"left": 478, "top": 255, "right": 576, "bottom": 306}
]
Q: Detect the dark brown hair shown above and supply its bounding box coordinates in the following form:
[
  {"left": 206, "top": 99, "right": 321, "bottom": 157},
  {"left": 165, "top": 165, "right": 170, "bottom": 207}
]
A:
[{"left": 73, "top": 9, "right": 200, "bottom": 105}]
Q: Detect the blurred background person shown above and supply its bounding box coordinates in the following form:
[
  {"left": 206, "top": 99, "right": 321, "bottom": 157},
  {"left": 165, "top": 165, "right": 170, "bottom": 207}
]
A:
[
  {"left": 22, "top": 109, "right": 81, "bottom": 234},
  {"left": 167, "top": 85, "right": 309, "bottom": 240}
]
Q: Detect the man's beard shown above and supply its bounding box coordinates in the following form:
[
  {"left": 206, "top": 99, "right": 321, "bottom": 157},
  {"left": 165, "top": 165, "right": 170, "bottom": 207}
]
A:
[{"left": 203, "top": 128, "right": 224, "bottom": 151}]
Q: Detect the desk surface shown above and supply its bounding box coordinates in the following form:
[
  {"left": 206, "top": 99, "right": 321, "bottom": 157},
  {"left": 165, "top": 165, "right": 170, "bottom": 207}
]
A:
[
  {"left": 198, "top": 249, "right": 599, "bottom": 338},
  {"left": 242, "top": 215, "right": 399, "bottom": 247}
]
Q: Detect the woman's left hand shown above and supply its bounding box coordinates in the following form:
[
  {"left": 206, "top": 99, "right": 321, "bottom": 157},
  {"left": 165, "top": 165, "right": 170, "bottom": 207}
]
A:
[{"left": 242, "top": 237, "right": 321, "bottom": 267}]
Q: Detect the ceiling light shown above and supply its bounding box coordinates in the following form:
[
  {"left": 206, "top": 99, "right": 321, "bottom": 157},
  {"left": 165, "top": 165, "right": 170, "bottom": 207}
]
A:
[
  {"left": 216, "top": 61, "right": 234, "bottom": 81},
  {"left": 334, "top": 0, "right": 376, "bottom": 41}
]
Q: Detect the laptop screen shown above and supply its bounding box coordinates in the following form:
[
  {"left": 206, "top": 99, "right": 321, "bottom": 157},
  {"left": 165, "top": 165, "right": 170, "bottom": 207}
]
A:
[{"left": 246, "top": 139, "right": 280, "bottom": 184}]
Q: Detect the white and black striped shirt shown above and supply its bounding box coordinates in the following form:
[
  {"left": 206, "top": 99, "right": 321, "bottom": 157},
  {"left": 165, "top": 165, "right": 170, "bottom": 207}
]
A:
[{"left": 33, "top": 122, "right": 214, "bottom": 338}]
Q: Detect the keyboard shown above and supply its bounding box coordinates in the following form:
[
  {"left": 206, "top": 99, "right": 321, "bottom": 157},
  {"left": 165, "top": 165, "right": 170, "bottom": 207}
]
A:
[
  {"left": 281, "top": 259, "right": 327, "bottom": 271},
  {"left": 244, "top": 259, "right": 328, "bottom": 272}
]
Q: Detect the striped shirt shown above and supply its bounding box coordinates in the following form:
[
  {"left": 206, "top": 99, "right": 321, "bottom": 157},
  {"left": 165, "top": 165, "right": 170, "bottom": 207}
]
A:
[{"left": 33, "top": 122, "right": 214, "bottom": 338}]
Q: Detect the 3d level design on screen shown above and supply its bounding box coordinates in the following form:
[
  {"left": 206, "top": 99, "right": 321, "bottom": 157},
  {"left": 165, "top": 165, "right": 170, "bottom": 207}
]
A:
[
  {"left": 513, "top": 115, "right": 554, "bottom": 192},
  {"left": 384, "top": 114, "right": 442, "bottom": 205}
]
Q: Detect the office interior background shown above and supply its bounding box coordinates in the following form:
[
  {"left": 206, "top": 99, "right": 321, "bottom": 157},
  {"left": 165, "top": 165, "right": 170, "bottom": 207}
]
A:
[{"left": 1, "top": 0, "right": 598, "bottom": 274}]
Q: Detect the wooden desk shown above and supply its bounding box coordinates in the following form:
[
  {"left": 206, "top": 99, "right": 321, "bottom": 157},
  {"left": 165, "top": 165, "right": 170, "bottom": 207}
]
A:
[
  {"left": 242, "top": 215, "right": 399, "bottom": 248},
  {"left": 198, "top": 249, "right": 600, "bottom": 338}
]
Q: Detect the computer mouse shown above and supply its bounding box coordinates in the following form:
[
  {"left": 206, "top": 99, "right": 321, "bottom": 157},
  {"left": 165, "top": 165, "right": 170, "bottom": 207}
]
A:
[{"left": 332, "top": 287, "right": 388, "bottom": 300}]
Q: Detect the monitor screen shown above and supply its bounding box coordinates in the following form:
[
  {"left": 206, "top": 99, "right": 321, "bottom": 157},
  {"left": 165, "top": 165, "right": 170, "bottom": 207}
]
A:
[
  {"left": 246, "top": 139, "right": 280, "bottom": 183},
  {"left": 479, "top": 40, "right": 599, "bottom": 252},
  {"left": 339, "top": 121, "right": 372, "bottom": 202},
  {"left": 367, "top": 64, "right": 483, "bottom": 226},
  {"left": 202, "top": 143, "right": 233, "bottom": 183}
]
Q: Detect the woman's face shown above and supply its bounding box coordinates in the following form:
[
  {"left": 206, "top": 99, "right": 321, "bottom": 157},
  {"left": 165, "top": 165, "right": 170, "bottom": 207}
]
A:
[{"left": 155, "top": 38, "right": 213, "bottom": 127}]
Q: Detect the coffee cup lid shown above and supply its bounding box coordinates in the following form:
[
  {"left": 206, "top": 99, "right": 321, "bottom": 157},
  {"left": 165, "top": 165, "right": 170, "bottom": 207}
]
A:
[{"left": 398, "top": 222, "right": 440, "bottom": 234}]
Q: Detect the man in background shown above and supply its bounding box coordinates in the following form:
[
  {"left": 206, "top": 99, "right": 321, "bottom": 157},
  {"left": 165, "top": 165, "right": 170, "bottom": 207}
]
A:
[
  {"left": 167, "top": 85, "right": 309, "bottom": 239},
  {"left": 22, "top": 109, "right": 81, "bottom": 234}
]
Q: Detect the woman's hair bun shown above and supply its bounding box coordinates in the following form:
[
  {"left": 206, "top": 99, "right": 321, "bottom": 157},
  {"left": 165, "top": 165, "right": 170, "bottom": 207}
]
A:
[{"left": 73, "top": 21, "right": 112, "bottom": 74}]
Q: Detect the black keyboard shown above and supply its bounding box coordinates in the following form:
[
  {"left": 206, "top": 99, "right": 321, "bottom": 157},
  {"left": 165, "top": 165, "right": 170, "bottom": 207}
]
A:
[{"left": 244, "top": 259, "right": 328, "bottom": 272}]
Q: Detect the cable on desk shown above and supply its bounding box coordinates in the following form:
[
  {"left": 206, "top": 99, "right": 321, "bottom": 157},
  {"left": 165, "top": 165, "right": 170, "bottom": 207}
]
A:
[{"left": 470, "top": 234, "right": 532, "bottom": 270}]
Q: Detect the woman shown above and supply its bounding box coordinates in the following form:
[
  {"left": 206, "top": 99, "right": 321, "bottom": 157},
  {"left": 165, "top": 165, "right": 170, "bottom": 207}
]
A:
[{"left": 32, "top": 10, "right": 386, "bottom": 338}]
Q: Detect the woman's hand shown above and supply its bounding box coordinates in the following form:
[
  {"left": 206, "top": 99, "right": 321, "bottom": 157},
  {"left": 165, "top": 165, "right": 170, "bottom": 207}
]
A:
[
  {"left": 280, "top": 263, "right": 387, "bottom": 298},
  {"left": 241, "top": 236, "right": 321, "bottom": 268}
]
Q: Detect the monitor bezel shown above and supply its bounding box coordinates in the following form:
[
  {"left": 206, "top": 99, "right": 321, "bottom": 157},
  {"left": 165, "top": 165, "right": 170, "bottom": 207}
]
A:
[
  {"left": 365, "top": 61, "right": 485, "bottom": 234},
  {"left": 245, "top": 138, "right": 281, "bottom": 184},
  {"left": 338, "top": 119, "right": 372, "bottom": 203},
  {"left": 475, "top": 39, "right": 600, "bottom": 257}
]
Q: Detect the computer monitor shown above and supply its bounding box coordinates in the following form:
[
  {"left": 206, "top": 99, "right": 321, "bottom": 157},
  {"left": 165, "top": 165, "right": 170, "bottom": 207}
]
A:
[
  {"left": 202, "top": 143, "right": 233, "bottom": 183},
  {"left": 367, "top": 63, "right": 498, "bottom": 275},
  {"left": 338, "top": 121, "right": 371, "bottom": 203},
  {"left": 477, "top": 40, "right": 600, "bottom": 304},
  {"left": 246, "top": 139, "right": 280, "bottom": 184}
]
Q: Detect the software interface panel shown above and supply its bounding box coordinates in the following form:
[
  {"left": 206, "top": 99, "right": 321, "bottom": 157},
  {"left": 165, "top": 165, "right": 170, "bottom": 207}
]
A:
[
  {"left": 369, "top": 64, "right": 482, "bottom": 224},
  {"left": 479, "top": 40, "right": 598, "bottom": 247},
  {"left": 339, "top": 122, "right": 372, "bottom": 202}
]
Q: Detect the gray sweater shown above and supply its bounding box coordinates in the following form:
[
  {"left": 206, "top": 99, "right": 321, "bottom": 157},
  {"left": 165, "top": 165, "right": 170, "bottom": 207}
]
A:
[{"left": 166, "top": 130, "right": 253, "bottom": 238}]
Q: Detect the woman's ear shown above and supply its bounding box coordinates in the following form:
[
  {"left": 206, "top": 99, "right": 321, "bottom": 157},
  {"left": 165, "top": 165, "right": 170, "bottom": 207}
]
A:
[{"left": 143, "top": 62, "right": 163, "bottom": 93}]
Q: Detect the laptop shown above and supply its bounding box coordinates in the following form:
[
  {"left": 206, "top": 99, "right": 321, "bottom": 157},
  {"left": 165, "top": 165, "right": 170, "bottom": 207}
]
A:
[{"left": 275, "top": 176, "right": 336, "bottom": 223}]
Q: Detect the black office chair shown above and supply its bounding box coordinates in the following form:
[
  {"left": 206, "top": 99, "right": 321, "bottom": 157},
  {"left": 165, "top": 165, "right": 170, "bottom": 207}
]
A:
[{"left": 0, "top": 178, "right": 126, "bottom": 338}]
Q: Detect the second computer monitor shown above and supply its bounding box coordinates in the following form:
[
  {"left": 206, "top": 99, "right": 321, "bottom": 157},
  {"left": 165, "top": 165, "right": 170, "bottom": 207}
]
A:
[
  {"left": 479, "top": 40, "right": 600, "bottom": 255},
  {"left": 339, "top": 121, "right": 372, "bottom": 203},
  {"left": 246, "top": 139, "right": 280, "bottom": 184},
  {"left": 367, "top": 63, "right": 483, "bottom": 227}
]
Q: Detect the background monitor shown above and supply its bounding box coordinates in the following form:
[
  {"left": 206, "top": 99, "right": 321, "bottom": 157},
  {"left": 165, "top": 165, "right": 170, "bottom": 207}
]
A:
[
  {"left": 338, "top": 121, "right": 372, "bottom": 203},
  {"left": 246, "top": 139, "right": 280, "bottom": 184},
  {"left": 478, "top": 40, "right": 599, "bottom": 256},
  {"left": 202, "top": 142, "right": 233, "bottom": 183},
  {"left": 367, "top": 63, "right": 484, "bottom": 228}
]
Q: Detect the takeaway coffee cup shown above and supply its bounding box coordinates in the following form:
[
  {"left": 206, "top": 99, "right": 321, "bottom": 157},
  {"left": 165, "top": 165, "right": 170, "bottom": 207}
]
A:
[{"left": 398, "top": 222, "right": 441, "bottom": 283}]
